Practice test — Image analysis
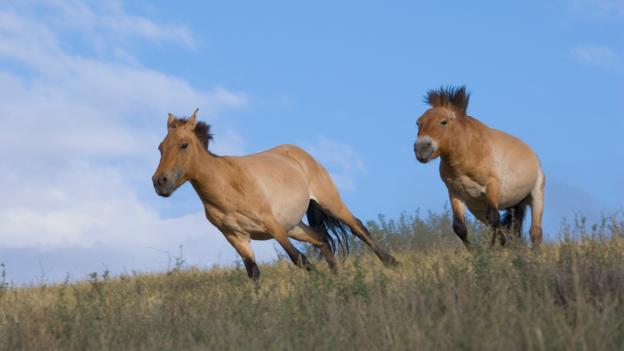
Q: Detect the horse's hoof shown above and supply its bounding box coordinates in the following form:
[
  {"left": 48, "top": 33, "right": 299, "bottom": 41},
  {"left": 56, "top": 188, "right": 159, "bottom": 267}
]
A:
[{"left": 383, "top": 255, "right": 400, "bottom": 267}]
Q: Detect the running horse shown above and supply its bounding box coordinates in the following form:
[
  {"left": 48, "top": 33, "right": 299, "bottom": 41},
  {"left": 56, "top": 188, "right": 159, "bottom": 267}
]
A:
[
  {"left": 153, "top": 110, "right": 398, "bottom": 280},
  {"left": 414, "top": 86, "right": 545, "bottom": 247}
]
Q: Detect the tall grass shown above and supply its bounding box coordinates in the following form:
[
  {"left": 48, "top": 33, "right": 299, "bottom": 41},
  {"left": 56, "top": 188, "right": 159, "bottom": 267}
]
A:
[{"left": 1, "top": 212, "right": 623, "bottom": 350}]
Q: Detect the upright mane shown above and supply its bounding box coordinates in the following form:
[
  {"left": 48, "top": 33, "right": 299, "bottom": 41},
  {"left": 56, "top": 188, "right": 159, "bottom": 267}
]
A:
[
  {"left": 171, "top": 117, "right": 214, "bottom": 150},
  {"left": 424, "top": 85, "right": 471, "bottom": 115}
]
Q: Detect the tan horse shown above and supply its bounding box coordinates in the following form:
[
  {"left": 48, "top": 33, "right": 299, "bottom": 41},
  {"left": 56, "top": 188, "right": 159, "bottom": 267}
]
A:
[
  {"left": 414, "top": 86, "right": 545, "bottom": 247},
  {"left": 152, "top": 110, "right": 398, "bottom": 280}
]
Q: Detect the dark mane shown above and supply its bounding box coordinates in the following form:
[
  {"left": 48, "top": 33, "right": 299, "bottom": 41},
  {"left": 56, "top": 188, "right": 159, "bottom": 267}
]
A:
[
  {"left": 424, "top": 85, "right": 471, "bottom": 115},
  {"left": 172, "top": 118, "right": 213, "bottom": 150}
]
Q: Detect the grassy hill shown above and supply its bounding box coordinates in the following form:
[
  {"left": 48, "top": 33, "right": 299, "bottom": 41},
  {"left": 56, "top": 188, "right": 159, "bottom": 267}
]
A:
[{"left": 1, "top": 212, "right": 623, "bottom": 350}]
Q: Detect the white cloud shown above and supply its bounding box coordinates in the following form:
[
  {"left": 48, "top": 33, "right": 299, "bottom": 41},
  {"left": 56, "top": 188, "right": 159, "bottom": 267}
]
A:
[
  {"left": 571, "top": 45, "right": 623, "bottom": 72},
  {"left": 0, "top": 1, "right": 270, "bottom": 282},
  {"left": 304, "top": 136, "right": 366, "bottom": 192},
  {"left": 3, "top": 0, "right": 197, "bottom": 53}
]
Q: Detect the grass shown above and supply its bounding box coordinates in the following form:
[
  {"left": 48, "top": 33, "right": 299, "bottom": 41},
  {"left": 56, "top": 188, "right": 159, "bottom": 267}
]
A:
[{"left": 1, "top": 212, "right": 623, "bottom": 350}]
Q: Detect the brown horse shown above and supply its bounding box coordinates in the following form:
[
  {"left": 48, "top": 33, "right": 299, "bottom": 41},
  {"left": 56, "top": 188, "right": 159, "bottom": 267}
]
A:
[
  {"left": 414, "top": 86, "right": 545, "bottom": 247},
  {"left": 152, "top": 109, "right": 398, "bottom": 280}
]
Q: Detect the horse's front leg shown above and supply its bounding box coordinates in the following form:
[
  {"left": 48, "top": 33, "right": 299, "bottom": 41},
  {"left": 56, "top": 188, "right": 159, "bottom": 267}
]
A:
[
  {"left": 449, "top": 192, "right": 470, "bottom": 248},
  {"left": 223, "top": 231, "right": 260, "bottom": 281},
  {"left": 485, "top": 179, "right": 506, "bottom": 246}
]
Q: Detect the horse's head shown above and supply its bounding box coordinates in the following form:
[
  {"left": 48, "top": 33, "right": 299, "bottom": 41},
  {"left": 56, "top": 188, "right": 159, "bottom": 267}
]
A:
[
  {"left": 152, "top": 109, "right": 212, "bottom": 197},
  {"left": 414, "top": 106, "right": 458, "bottom": 163},
  {"left": 414, "top": 86, "right": 469, "bottom": 163}
]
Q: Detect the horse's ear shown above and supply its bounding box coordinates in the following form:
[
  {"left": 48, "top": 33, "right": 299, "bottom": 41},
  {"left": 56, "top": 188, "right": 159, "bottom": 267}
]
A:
[
  {"left": 167, "top": 113, "right": 176, "bottom": 128},
  {"left": 187, "top": 108, "right": 198, "bottom": 128}
]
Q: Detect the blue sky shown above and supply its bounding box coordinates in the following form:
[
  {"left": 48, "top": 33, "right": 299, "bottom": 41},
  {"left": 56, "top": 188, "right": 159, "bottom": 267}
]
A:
[{"left": 0, "top": 0, "right": 622, "bottom": 284}]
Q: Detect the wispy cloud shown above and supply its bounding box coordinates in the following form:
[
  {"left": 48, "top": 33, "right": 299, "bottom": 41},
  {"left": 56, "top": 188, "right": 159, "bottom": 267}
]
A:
[
  {"left": 571, "top": 45, "right": 623, "bottom": 72},
  {"left": 3, "top": 0, "right": 197, "bottom": 54},
  {"left": 304, "top": 137, "right": 366, "bottom": 192},
  {"left": 0, "top": 1, "right": 262, "bottom": 283}
]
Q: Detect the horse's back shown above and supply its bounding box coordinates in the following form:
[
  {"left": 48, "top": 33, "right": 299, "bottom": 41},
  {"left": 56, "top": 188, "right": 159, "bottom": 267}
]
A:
[
  {"left": 232, "top": 144, "right": 311, "bottom": 168},
  {"left": 229, "top": 143, "right": 345, "bottom": 213}
]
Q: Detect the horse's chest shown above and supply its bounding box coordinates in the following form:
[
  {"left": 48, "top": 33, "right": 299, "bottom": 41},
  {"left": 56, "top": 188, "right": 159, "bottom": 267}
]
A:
[
  {"left": 204, "top": 206, "right": 270, "bottom": 241},
  {"left": 444, "top": 175, "right": 486, "bottom": 199},
  {"left": 224, "top": 213, "right": 266, "bottom": 234},
  {"left": 203, "top": 204, "right": 227, "bottom": 229}
]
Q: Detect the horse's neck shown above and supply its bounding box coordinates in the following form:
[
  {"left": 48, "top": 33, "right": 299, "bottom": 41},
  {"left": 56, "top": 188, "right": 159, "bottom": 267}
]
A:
[
  {"left": 442, "top": 119, "right": 487, "bottom": 169},
  {"left": 188, "top": 152, "right": 229, "bottom": 206}
]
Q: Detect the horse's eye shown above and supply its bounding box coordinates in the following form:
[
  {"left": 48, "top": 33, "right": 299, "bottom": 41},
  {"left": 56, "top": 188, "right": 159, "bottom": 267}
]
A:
[
  {"left": 440, "top": 120, "right": 448, "bottom": 126},
  {"left": 181, "top": 143, "right": 188, "bottom": 150}
]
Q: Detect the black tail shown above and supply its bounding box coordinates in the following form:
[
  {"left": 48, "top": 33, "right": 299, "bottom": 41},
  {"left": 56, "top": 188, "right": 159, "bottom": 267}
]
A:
[
  {"left": 501, "top": 202, "right": 527, "bottom": 238},
  {"left": 306, "top": 200, "right": 350, "bottom": 256}
]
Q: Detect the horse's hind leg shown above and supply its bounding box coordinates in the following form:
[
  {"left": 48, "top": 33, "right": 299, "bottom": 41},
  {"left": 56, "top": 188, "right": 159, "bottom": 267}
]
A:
[
  {"left": 288, "top": 223, "right": 338, "bottom": 273},
  {"left": 300, "top": 153, "right": 398, "bottom": 265},
  {"left": 344, "top": 211, "right": 398, "bottom": 265},
  {"left": 316, "top": 199, "right": 399, "bottom": 266},
  {"left": 265, "top": 219, "right": 313, "bottom": 271},
  {"left": 528, "top": 171, "right": 545, "bottom": 246}
]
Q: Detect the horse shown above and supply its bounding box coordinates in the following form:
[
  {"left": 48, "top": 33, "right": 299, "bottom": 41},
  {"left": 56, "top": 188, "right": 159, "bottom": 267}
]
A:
[
  {"left": 413, "top": 86, "right": 545, "bottom": 247},
  {"left": 152, "top": 109, "right": 398, "bottom": 280}
]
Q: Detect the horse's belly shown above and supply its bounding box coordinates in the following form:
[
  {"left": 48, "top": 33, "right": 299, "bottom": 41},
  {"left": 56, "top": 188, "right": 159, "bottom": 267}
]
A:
[
  {"left": 498, "top": 192, "right": 529, "bottom": 209},
  {"left": 495, "top": 138, "right": 540, "bottom": 208},
  {"left": 445, "top": 171, "right": 536, "bottom": 210},
  {"left": 247, "top": 156, "right": 311, "bottom": 230},
  {"left": 498, "top": 168, "right": 537, "bottom": 209},
  {"left": 445, "top": 175, "right": 487, "bottom": 199},
  {"left": 270, "top": 194, "right": 309, "bottom": 230}
]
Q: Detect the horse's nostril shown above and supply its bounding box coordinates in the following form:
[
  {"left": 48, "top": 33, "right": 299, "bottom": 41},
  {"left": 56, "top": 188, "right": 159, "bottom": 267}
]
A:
[
  {"left": 416, "top": 141, "right": 431, "bottom": 151},
  {"left": 155, "top": 176, "right": 168, "bottom": 186}
]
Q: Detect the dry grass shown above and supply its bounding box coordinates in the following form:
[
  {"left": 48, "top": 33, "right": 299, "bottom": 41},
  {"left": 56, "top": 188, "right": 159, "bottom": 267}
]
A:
[{"left": 1, "top": 213, "right": 623, "bottom": 350}]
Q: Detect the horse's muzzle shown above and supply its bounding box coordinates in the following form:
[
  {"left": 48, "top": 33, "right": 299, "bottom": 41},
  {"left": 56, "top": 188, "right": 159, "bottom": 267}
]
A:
[
  {"left": 414, "top": 138, "right": 435, "bottom": 163},
  {"left": 152, "top": 173, "right": 175, "bottom": 197}
]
